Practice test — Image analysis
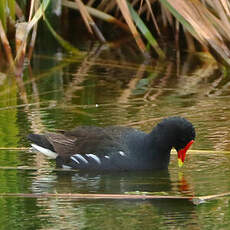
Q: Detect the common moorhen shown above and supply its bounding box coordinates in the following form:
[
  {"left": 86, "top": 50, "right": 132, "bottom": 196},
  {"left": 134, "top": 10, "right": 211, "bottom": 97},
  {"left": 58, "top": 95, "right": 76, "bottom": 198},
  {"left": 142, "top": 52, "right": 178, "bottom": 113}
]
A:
[{"left": 28, "top": 116, "right": 195, "bottom": 171}]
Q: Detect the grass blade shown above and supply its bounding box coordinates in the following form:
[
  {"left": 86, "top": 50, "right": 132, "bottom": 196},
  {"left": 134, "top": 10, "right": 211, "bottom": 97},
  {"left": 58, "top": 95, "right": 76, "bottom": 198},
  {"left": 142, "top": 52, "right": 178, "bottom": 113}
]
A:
[
  {"left": 62, "top": 0, "right": 129, "bottom": 32},
  {"left": 44, "top": 17, "right": 84, "bottom": 56},
  {"left": 8, "top": 0, "right": 15, "bottom": 23},
  {"left": 127, "top": 2, "right": 165, "bottom": 58},
  {"left": 0, "top": 20, "right": 14, "bottom": 68},
  {"left": 1, "top": 192, "right": 230, "bottom": 205},
  {"left": 145, "top": 0, "right": 161, "bottom": 36},
  {"left": 27, "top": 0, "right": 50, "bottom": 32},
  {"left": 159, "top": 0, "right": 230, "bottom": 65},
  {"left": 74, "top": 0, "right": 93, "bottom": 34},
  {"left": 116, "top": 0, "right": 148, "bottom": 55},
  {"left": 15, "top": 0, "right": 51, "bottom": 64},
  {"left": 0, "top": 0, "right": 7, "bottom": 30},
  {"left": 159, "top": 0, "right": 198, "bottom": 39},
  {"left": 74, "top": 0, "right": 106, "bottom": 43}
]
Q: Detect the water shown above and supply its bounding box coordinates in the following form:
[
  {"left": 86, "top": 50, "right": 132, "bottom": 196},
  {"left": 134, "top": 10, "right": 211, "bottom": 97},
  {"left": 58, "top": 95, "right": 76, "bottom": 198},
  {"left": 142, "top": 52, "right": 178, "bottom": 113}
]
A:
[{"left": 0, "top": 42, "right": 230, "bottom": 229}]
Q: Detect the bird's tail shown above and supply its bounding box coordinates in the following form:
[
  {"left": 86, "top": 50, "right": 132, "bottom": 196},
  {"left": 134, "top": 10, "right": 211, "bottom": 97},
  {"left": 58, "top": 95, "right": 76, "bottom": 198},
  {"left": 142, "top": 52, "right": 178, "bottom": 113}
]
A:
[{"left": 27, "top": 134, "right": 57, "bottom": 159}]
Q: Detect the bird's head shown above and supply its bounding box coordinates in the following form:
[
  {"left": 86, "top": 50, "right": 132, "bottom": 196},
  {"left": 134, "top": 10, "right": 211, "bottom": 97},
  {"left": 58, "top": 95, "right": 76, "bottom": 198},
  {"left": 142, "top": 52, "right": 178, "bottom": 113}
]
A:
[
  {"left": 170, "top": 117, "right": 196, "bottom": 167},
  {"left": 156, "top": 117, "right": 195, "bottom": 168}
]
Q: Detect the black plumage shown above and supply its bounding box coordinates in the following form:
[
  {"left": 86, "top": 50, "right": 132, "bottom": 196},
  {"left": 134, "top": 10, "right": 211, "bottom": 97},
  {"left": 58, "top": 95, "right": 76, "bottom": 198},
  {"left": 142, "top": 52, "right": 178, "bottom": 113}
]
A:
[{"left": 28, "top": 117, "right": 195, "bottom": 171}]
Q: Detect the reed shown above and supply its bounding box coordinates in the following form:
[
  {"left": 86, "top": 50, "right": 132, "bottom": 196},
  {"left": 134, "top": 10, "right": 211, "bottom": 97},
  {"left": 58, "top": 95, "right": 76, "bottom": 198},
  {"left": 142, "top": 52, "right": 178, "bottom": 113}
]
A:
[
  {"left": 1, "top": 0, "right": 230, "bottom": 69},
  {"left": 1, "top": 191, "right": 230, "bottom": 205},
  {"left": 61, "top": 0, "right": 230, "bottom": 64},
  {"left": 0, "top": 0, "right": 53, "bottom": 76}
]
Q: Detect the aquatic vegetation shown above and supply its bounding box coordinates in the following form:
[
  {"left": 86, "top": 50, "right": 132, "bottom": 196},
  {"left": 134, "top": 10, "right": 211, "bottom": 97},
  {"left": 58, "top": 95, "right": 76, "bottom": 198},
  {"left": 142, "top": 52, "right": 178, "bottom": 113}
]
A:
[{"left": 0, "top": 0, "right": 230, "bottom": 72}]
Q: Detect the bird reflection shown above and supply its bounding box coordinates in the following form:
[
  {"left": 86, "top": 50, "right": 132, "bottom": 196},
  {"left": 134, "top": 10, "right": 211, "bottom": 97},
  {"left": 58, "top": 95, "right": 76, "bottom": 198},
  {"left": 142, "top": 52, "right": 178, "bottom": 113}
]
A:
[
  {"left": 55, "top": 170, "right": 173, "bottom": 194},
  {"left": 31, "top": 169, "right": 194, "bottom": 196},
  {"left": 31, "top": 170, "right": 198, "bottom": 229}
]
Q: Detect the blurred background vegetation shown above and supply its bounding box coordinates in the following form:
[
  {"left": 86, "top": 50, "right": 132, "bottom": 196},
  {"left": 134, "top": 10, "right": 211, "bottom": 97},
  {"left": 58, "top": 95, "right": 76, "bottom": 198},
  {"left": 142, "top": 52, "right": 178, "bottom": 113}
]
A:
[{"left": 0, "top": 0, "right": 230, "bottom": 76}]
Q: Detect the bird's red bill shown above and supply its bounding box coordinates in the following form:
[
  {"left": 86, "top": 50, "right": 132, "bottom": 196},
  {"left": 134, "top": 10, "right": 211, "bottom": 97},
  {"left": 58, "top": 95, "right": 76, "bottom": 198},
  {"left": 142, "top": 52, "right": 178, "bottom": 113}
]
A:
[{"left": 177, "top": 140, "right": 194, "bottom": 167}]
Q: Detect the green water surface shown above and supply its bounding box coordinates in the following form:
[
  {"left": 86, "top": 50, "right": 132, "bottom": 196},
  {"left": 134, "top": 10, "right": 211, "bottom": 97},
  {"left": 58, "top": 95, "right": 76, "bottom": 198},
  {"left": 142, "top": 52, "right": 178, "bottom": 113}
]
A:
[{"left": 0, "top": 42, "right": 230, "bottom": 229}]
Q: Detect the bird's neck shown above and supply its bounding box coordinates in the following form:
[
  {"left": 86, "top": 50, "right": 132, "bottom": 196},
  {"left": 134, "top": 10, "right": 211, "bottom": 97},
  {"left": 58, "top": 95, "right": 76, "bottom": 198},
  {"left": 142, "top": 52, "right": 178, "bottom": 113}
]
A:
[{"left": 144, "top": 126, "right": 173, "bottom": 165}]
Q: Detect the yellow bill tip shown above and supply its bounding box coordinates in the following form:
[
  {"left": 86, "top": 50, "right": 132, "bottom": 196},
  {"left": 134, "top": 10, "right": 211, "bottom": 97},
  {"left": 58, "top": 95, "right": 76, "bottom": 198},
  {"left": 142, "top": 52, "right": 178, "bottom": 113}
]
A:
[{"left": 178, "top": 159, "right": 184, "bottom": 168}]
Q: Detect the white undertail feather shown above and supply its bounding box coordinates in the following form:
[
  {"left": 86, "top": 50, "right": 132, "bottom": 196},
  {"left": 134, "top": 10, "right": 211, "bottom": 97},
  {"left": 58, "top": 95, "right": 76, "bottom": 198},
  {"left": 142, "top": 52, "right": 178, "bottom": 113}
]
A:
[
  {"left": 62, "top": 165, "right": 72, "bottom": 169},
  {"left": 31, "top": 144, "right": 58, "bottom": 159}
]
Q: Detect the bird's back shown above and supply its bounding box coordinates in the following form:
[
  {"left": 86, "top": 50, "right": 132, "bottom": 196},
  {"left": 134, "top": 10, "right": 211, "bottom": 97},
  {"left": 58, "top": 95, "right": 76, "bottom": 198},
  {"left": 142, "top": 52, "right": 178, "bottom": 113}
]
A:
[{"left": 47, "top": 126, "right": 146, "bottom": 157}]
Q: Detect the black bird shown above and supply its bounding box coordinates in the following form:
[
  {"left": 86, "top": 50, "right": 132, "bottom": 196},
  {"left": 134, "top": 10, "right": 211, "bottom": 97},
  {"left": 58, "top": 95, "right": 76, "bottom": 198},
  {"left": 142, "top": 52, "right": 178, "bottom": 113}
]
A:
[{"left": 27, "top": 117, "right": 195, "bottom": 171}]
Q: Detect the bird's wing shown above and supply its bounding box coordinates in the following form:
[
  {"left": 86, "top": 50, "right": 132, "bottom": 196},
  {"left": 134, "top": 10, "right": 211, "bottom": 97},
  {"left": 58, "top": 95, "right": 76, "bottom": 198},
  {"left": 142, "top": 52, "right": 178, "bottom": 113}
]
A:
[
  {"left": 46, "top": 132, "right": 78, "bottom": 156},
  {"left": 46, "top": 126, "right": 130, "bottom": 157}
]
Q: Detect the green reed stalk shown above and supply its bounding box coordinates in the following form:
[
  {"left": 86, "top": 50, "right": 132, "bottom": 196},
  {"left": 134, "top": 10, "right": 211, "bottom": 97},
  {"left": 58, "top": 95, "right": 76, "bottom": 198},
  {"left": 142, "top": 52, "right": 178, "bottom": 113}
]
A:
[{"left": 0, "top": 0, "right": 7, "bottom": 30}]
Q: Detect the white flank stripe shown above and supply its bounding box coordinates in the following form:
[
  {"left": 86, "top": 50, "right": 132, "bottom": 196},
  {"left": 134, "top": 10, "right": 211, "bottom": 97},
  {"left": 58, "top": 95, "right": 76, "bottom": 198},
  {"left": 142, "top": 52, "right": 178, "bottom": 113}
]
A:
[
  {"left": 62, "top": 165, "right": 72, "bottom": 169},
  {"left": 119, "top": 151, "right": 126, "bottom": 156},
  {"left": 74, "top": 154, "right": 88, "bottom": 164},
  {"left": 31, "top": 144, "right": 57, "bottom": 159},
  {"left": 86, "top": 154, "right": 101, "bottom": 164},
  {"left": 104, "top": 155, "right": 110, "bottom": 159},
  {"left": 71, "top": 156, "right": 80, "bottom": 164}
]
